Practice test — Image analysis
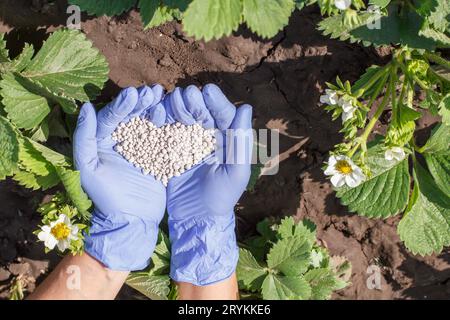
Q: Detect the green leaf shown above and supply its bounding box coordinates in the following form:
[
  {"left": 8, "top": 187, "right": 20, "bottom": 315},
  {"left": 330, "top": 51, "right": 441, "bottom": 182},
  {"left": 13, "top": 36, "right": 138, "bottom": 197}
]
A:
[
  {"left": 242, "top": 0, "right": 295, "bottom": 38},
  {"left": 28, "top": 139, "right": 71, "bottom": 167},
  {"left": 267, "top": 235, "right": 312, "bottom": 276},
  {"left": 13, "top": 169, "right": 59, "bottom": 191},
  {"left": 150, "top": 230, "right": 171, "bottom": 275},
  {"left": 418, "top": 123, "right": 450, "bottom": 153},
  {"left": 126, "top": 273, "right": 170, "bottom": 300},
  {"left": 276, "top": 217, "right": 316, "bottom": 244},
  {"left": 0, "top": 33, "right": 9, "bottom": 63},
  {"left": 237, "top": 248, "right": 267, "bottom": 291},
  {"left": 336, "top": 143, "right": 410, "bottom": 218},
  {"left": 139, "top": 0, "right": 176, "bottom": 29},
  {"left": 398, "top": 162, "right": 450, "bottom": 255},
  {"left": 369, "top": 0, "right": 391, "bottom": 8},
  {"left": 0, "top": 115, "right": 19, "bottom": 179},
  {"left": 22, "top": 29, "right": 109, "bottom": 102},
  {"left": 294, "top": 0, "right": 308, "bottom": 10},
  {"left": 425, "top": 151, "right": 450, "bottom": 195},
  {"left": 439, "top": 95, "right": 450, "bottom": 124},
  {"left": 0, "top": 73, "right": 52, "bottom": 129},
  {"left": 304, "top": 268, "right": 341, "bottom": 300},
  {"left": 10, "top": 43, "right": 34, "bottom": 72},
  {"left": 69, "top": 0, "right": 136, "bottom": 16},
  {"left": 183, "top": 0, "right": 242, "bottom": 41},
  {"left": 261, "top": 274, "right": 311, "bottom": 300},
  {"left": 55, "top": 166, "right": 92, "bottom": 220},
  {"left": 385, "top": 120, "right": 416, "bottom": 146},
  {"left": 352, "top": 65, "right": 385, "bottom": 98},
  {"left": 247, "top": 163, "right": 262, "bottom": 191},
  {"left": 19, "top": 138, "right": 55, "bottom": 177},
  {"left": 12, "top": 170, "right": 40, "bottom": 190},
  {"left": 350, "top": 5, "right": 439, "bottom": 50}
]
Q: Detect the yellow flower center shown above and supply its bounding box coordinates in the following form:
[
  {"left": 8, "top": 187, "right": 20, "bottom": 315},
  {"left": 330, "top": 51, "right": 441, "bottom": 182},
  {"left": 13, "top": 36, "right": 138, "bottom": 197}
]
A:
[
  {"left": 51, "top": 223, "right": 70, "bottom": 240},
  {"left": 335, "top": 160, "right": 353, "bottom": 175}
]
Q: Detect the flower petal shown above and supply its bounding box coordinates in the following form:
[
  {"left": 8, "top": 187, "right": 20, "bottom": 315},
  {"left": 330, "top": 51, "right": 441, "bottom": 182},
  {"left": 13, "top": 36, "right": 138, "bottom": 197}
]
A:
[
  {"left": 330, "top": 174, "right": 345, "bottom": 187},
  {"left": 345, "top": 174, "right": 361, "bottom": 188},
  {"left": 45, "top": 236, "right": 58, "bottom": 250}
]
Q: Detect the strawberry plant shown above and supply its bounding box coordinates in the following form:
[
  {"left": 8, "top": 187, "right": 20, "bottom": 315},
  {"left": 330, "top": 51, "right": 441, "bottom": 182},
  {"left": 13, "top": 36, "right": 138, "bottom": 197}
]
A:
[
  {"left": 237, "top": 217, "right": 350, "bottom": 300},
  {"left": 126, "top": 217, "right": 351, "bottom": 300},
  {"left": 0, "top": 29, "right": 109, "bottom": 253},
  {"left": 70, "top": 0, "right": 303, "bottom": 41},
  {"left": 318, "top": 1, "right": 450, "bottom": 256}
]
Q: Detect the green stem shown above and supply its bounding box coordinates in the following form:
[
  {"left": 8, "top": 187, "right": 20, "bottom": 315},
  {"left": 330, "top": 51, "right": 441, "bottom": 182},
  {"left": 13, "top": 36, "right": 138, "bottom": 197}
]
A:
[
  {"left": 424, "top": 51, "right": 450, "bottom": 69},
  {"left": 357, "top": 64, "right": 391, "bottom": 94},
  {"left": 397, "top": 60, "right": 429, "bottom": 91},
  {"left": 348, "top": 71, "right": 393, "bottom": 158}
]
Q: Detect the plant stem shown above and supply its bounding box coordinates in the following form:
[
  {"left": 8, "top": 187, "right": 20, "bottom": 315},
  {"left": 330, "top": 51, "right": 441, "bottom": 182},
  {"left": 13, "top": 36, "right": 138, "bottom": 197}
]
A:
[
  {"left": 358, "top": 64, "right": 391, "bottom": 94},
  {"left": 424, "top": 52, "right": 450, "bottom": 69},
  {"left": 348, "top": 69, "right": 393, "bottom": 158}
]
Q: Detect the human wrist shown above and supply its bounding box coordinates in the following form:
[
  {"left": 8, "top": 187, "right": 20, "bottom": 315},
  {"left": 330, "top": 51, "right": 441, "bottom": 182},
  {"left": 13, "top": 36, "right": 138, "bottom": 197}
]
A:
[
  {"left": 169, "top": 213, "right": 239, "bottom": 286},
  {"left": 84, "top": 210, "right": 160, "bottom": 271}
]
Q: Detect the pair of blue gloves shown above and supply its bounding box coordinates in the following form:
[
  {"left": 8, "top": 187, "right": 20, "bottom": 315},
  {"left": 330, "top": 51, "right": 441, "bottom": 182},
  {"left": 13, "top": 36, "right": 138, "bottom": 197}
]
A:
[{"left": 73, "top": 84, "right": 253, "bottom": 286}]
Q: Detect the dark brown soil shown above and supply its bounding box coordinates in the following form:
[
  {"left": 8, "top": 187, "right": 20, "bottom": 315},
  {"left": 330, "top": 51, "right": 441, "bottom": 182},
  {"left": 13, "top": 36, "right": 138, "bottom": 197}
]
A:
[{"left": 0, "top": 1, "right": 449, "bottom": 300}]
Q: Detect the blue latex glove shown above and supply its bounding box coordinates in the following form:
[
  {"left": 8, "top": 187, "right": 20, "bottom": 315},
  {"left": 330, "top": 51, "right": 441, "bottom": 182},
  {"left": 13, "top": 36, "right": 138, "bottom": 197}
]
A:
[
  {"left": 164, "top": 84, "right": 253, "bottom": 285},
  {"left": 73, "top": 85, "right": 167, "bottom": 271}
]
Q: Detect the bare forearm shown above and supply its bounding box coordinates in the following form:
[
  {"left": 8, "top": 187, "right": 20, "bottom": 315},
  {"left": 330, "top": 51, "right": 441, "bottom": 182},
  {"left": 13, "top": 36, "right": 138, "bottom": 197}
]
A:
[
  {"left": 28, "top": 252, "right": 128, "bottom": 300},
  {"left": 177, "top": 273, "right": 239, "bottom": 300}
]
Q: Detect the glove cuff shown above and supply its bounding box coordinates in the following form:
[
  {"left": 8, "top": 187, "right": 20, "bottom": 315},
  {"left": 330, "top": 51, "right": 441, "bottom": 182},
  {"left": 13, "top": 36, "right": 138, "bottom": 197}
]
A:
[
  {"left": 169, "top": 213, "right": 239, "bottom": 286},
  {"left": 84, "top": 210, "right": 159, "bottom": 271}
]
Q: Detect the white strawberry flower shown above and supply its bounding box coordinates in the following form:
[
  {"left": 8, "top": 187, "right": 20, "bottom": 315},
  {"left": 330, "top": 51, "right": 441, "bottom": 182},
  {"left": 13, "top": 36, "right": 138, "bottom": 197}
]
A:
[
  {"left": 324, "top": 155, "right": 366, "bottom": 188},
  {"left": 320, "top": 89, "right": 339, "bottom": 106},
  {"left": 335, "top": 0, "right": 352, "bottom": 10},
  {"left": 37, "top": 214, "right": 78, "bottom": 252},
  {"left": 339, "top": 97, "right": 357, "bottom": 122},
  {"left": 384, "top": 147, "right": 406, "bottom": 162}
]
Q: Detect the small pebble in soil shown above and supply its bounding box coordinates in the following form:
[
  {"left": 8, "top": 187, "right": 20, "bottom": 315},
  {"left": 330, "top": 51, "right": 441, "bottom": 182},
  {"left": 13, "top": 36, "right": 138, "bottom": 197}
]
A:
[{"left": 112, "top": 117, "right": 216, "bottom": 186}]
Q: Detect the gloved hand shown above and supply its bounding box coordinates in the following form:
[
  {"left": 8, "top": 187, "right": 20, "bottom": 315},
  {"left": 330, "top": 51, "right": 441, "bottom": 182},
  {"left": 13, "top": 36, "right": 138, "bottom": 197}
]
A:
[
  {"left": 163, "top": 84, "right": 253, "bottom": 285},
  {"left": 73, "top": 85, "right": 167, "bottom": 271}
]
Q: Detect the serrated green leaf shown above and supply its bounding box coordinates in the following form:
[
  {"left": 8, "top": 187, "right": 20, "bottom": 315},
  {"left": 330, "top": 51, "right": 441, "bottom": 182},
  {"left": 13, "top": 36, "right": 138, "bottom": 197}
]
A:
[
  {"left": 69, "top": 0, "right": 136, "bottom": 16},
  {"left": 150, "top": 230, "right": 171, "bottom": 275},
  {"left": 13, "top": 169, "right": 59, "bottom": 191},
  {"left": 126, "top": 273, "right": 170, "bottom": 300},
  {"left": 336, "top": 143, "right": 410, "bottom": 218},
  {"left": 242, "top": 0, "right": 295, "bottom": 38},
  {"left": 55, "top": 166, "right": 92, "bottom": 220},
  {"left": 398, "top": 162, "right": 450, "bottom": 256},
  {"left": 183, "top": 0, "right": 242, "bottom": 41},
  {"left": 261, "top": 274, "right": 311, "bottom": 300},
  {"left": 12, "top": 170, "right": 40, "bottom": 190},
  {"left": 30, "top": 120, "right": 49, "bottom": 142},
  {"left": 425, "top": 151, "right": 450, "bottom": 195},
  {"left": 419, "top": 123, "right": 450, "bottom": 153},
  {"left": 385, "top": 120, "right": 416, "bottom": 146},
  {"left": 294, "top": 0, "right": 308, "bottom": 10},
  {"left": 0, "top": 33, "right": 9, "bottom": 63},
  {"left": 10, "top": 43, "right": 34, "bottom": 72},
  {"left": 369, "top": 0, "right": 391, "bottom": 8},
  {"left": 28, "top": 139, "right": 71, "bottom": 167},
  {"left": 19, "top": 138, "right": 55, "bottom": 177},
  {"left": 350, "top": 5, "right": 439, "bottom": 50},
  {"left": 318, "top": 12, "right": 379, "bottom": 44},
  {"left": 0, "top": 115, "right": 19, "bottom": 179},
  {"left": 267, "top": 235, "right": 311, "bottom": 276},
  {"left": 0, "top": 73, "right": 52, "bottom": 129},
  {"left": 237, "top": 248, "right": 267, "bottom": 291},
  {"left": 304, "top": 268, "right": 341, "bottom": 300},
  {"left": 22, "top": 29, "right": 109, "bottom": 102},
  {"left": 439, "top": 95, "right": 450, "bottom": 124},
  {"left": 139, "top": 0, "right": 177, "bottom": 29},
  {"left": 277, "top": 217, "right": 316, "bottom": 244}
]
